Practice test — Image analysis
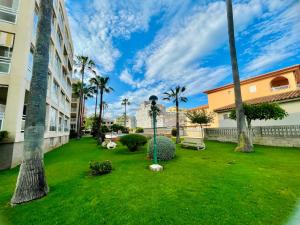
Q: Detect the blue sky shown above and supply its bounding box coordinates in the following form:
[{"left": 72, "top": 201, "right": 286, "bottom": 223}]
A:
[{"left": 65, "top": 0, "right": 300, "bottom": 118}]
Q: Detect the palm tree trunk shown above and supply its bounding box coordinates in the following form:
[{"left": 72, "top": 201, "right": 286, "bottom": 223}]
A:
[
  {"left": 76, "top": 71, "right": 84, "bottom": 139},
  {"left": 97, "top": 90, "right": 104, "bottom": 144},
  {"left": 176, "top": 100, "right": 180, "bottom": 144},
  {"left": 226, "top": 0, "right": 252, "bottom": 152},
  {"left": 94, "top": 89, "right": 98, "bottom": 117},
  {"left": 11, "top": 0, "right": 53, "bottom": 204}
]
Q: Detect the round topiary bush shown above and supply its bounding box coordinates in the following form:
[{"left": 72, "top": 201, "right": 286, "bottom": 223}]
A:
[
  {"left": 147, "top": 136, "right": 176, "bottom": 161},
  {"left": 120, "top": 134, "right": 147, "bottom": 152}
]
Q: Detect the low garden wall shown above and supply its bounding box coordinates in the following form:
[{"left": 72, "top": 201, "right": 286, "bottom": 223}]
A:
[{"left": 204, "top": 125, "right": 300, "bottom": 147}]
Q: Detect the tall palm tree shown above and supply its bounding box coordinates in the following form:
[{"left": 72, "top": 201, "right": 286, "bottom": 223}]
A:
[
  {"left": 121, "top": 98, "right": 130, "bottom": 127},
  {"left": 11, "top": 0, "right": 53, "bottom": 204},
  {"left": 102, "top": 101, "right": 109, "bottom": 118},
  {"left": 91, "top": 76, "right": 113, "bottom": 143},
  {"left": 226, "top": 0, "right": 253, "bottom": 152},
  {"left": 72, "top": 82, "right": 93, "bottom": 131},
  {"left": 74, "top": 56, "right": 95, "bottom": 139},
  {"left": 163, "top": 86, "right": 188, "bottom": 144}
]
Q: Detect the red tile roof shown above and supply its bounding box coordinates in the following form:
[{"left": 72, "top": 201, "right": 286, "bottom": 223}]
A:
[
  {"left": 204, "top": 64, "right": 300, "bottom": 94},
  {"left": 188, "top": 104, "right": 209, "bottom": 112},
  {"left": 214, "top": 89, "right": 300, "bottom": 112}
]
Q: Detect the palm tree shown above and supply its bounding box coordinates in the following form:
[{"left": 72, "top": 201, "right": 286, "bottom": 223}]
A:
[
  {"left": 72, "top": 82, "right": 93, "bottom": 131},
  {"left": 226, "top": 0, "right": 253, "bottom": 152},
  {"left": 163, "top": 86, "right": 188, "bottom": 144},
  {"left": 11, "top": 0, "right": 53, "bottom": 204},
  {"left": 121, "top": 98, "right": 130, "bottom": 127},
  {"left": 91, "top": 76, "right": 113, "bottom": 143},
  {"left": 102, "top": 101, "right": 109, "bottom": 118},
  {"left": 74, "top": 56, "right": 95, "bottom": 139}
]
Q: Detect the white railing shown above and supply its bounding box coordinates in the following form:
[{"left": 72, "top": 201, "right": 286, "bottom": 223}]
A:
[
  {"left": 0, "top": 5, "right": 18, "bottom": 23},
  {"left": 21, "top": 115, "right": 26, "bottom": 132},
  {"left": 271, "top": 85, "right": 289, "bottom": 91},
  {"left": 0, "top": 57, "right": 11, "bottom": 74}
]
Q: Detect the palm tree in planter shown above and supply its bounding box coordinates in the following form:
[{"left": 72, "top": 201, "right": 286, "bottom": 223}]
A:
[
  {"left": 163, "top": 86, "right": 188, "bottom": 144},
  {"left": 90, "top": 76, "right": 113, "bottom": 143},
  {"left": 74, "top": 56, "right": 95, "bottom": 139},
  {"left": 226, "top": 0, "right": 252, "bottom": 152},
  {"left": 121, "top": 98, "right": 130, "bottom": 127},
  {"left": 11, "top": 0, "right": 53, "bottom": 204}
]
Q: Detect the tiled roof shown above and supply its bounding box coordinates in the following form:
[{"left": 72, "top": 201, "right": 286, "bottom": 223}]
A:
[
  {"left": 188, "top": 104, "right": 209, "bottom": 112},
  {"left": 204, "top": 64, "right": 300, "bottom": 94},
  {"left": 214, "top": 89, "right": 300, "bottom": 112}
]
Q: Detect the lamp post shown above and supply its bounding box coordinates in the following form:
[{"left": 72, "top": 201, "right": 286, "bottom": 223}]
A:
[{"left": 149, "top": 95, "right": 163, "bottom": 172}]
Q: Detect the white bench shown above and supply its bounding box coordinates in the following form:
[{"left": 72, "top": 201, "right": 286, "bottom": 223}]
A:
[{"left": 181, "top": 137, "right": 205, "bottom": 150}]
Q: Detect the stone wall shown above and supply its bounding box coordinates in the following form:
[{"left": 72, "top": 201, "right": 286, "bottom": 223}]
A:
[{"left": 204, "top": 125, "right": 300, "bottom": 148}]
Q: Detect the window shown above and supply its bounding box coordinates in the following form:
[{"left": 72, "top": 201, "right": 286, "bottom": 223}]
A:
[
  {"left": 32, "top": 7, "right": 38, "bottom": 41},
  {"left": 27, "top": 49, "right": 34, "bottom": 81},
  {"left": 54, "top": 52, "right": 62, "bottom": 78},
  {"left": 64, "top": 116, "right": 69, "bottom": 132},
  {"left": 60, "top": 91, "right": 65, "bottom": 107},
  {"left": 56, "top": 27, "right": 63, "bottom": 52},
  {"left": 223, "top": 114, "right": 229, "bottom": 120},
  {"left": 51, "top": 80, "right": 59, "bottom": 104},
  {"left": 0, "top": 0, "right": 20, "bottom": 23},
  {"left": 0, "top": 110, "right": 4, "bottom": 130},
  {"left": 249, "top": 85, "right": 256, "bottom": 93},
  {"left": 58, "top": 113, "right": 63, "bottom": 131},
  {"left": 49, "top": 41, "right": 54, "bottom": 65},
  {"left": 50, "top": 107, "right": 57, "bottom": 131},
  {"left": 271, "top": 76, "right": 289, "bottom": 91},
  {"left": 0, "top": 31, "right": 14, "bottom": 73}
]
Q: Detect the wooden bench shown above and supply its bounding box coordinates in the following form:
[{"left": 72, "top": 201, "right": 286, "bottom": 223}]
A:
[{"left": 181, "top": 137, "right": 205, "bottom": 150}]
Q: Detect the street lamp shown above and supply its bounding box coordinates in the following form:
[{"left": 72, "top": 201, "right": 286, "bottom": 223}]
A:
[{"left": 149, "top": 95, "right": 163, "bottom": 172}]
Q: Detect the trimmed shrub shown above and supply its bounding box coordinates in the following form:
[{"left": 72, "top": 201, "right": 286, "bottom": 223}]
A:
[
  {"left": 135, "top": 127, "right": 144, "bottom": 133},
  {"left": 171, "top": 128, "right": 177, "bottom": 137},
  {"left": 120, "top": 134, "right": 147, "bottom": 152},
  {"left": 89, "top": 160, "right": 112, "bottom": 176},
  {"left": 147, "top": 136, "right": 176, "bottom": 161},
  {"left": 0, "top": 131, "right": 8, "bottom": 142}
]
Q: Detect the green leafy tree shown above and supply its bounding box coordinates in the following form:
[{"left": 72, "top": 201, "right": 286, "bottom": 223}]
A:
[
  {"left": 74, "top": 56, "right": 95, "bottom": 139},
  {"left": 163, "top": 86, "right": 188, "bottom": 144},
  {"left": 226, "top": 0, "right": 252, "bottom": 152},
  {"left": 186, "top": 110, "right": 214, "bottom": 138},
  {"left": 11, "top": 0, "right": 53, "bottom": 204},
  {"left": 121, "top": 98, "right": 130, "bottom": 127},
  {"left": 229, "top": 103, "right": 288, "bottom": 129}
]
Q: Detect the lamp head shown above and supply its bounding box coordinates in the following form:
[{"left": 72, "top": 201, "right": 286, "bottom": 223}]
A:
[{"left": 149, "top": 95, "right": 158, "bottom": 105}]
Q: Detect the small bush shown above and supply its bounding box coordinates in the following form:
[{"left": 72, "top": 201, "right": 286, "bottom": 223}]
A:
[
  {"left": 135, "top": 127, "right": 144, "bottom": 133},
  {"left": 120, "top": 134, "right": 147, "bottom": 152},
  {"left": 148, "top": 136, "right": 176, "bottom": 161},
  {"left": 0, "top": 131, "right": 8, "bottom": 142},
  {"left": 89, "top": 160, "right": 112, "bottom": 176},
  {"left": 171, "top": 128, "right": 177, "bottom": 137}
]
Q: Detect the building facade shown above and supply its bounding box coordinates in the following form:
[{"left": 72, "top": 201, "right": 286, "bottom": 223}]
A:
[
  {"left": 202, "top": 65, "right": 300, "bottom": 128},
  {"left": 0, "top": 0, "right": 74, "bottom": 170},
  {"left": 114, "top": 115, "right": 136, "bottom": 129}
]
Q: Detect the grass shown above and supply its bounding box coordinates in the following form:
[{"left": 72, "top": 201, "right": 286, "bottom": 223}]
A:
[{"left": 1, "top": 137, "right": 300, "bottom": 225}]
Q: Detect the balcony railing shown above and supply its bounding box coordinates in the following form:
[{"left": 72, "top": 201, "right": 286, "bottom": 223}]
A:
[
  {"left": 0, "top": 57, "right": 11, "bottom": 74},
  {"left": 271, "top": 85, "right": 289, "bottom": 91},
  {"left": 0, "top": 4, "right": 18, "bottom": 23},
  {"left": 21, "top": 115, "right": 26, "bottom": 132}
]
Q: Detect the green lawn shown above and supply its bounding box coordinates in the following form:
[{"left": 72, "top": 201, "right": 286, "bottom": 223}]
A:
[{"left": 1, "top": 137, "right": 300, "bottom": 225}]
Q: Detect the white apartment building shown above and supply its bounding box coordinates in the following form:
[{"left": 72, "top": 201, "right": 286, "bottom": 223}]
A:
[
  {"left": 136, "top": 101, "right": 166, "bottom": 128},
  {"left": 0, "top": 0, "right": 73, "bottom": 170}
]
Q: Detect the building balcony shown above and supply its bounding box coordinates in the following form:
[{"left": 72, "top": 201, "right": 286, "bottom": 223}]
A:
[
  {"left": 0, "top": 57, "right": 11, "bottom": 74},
  {"left": 271, "top": 85, "right": 289, "bottom": 91},
  {"left": 0, "top": 3, "right": 18, "bottom": 24}
]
